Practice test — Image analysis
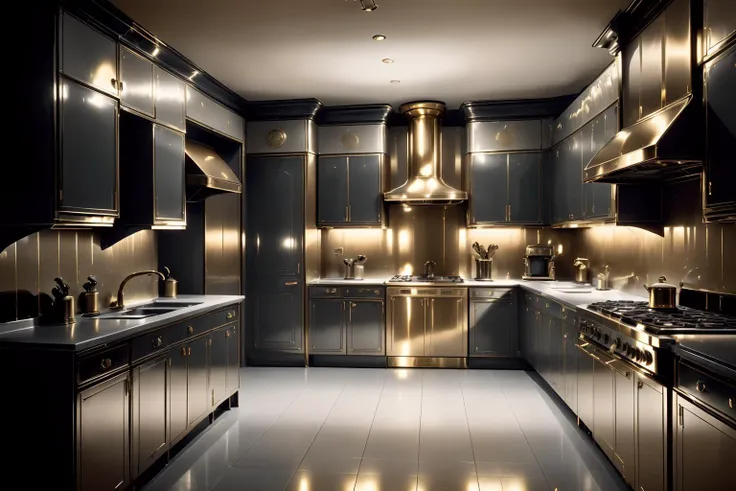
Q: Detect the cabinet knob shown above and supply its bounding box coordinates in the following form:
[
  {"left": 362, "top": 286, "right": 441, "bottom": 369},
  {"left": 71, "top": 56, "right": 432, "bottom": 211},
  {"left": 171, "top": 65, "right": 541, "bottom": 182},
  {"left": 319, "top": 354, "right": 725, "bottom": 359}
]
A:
[
  {"left": 351, "top": 303, "right": 357, "bottom": 308},
  {"left": 225, "top": 331, "right": 231, "bottom": 338},
  {"left": 729, "top": 398, "right": 734, "bottom": 410},
  {"left": 187, "top": 347, "right": 191, "bottom": 356},
  {"left": 696, "top": 381, "right": 706, "bottom": 393},
  {"left": 99, "top": 358, "right": 112, "bottom": 371},
  {"left": 187, "top": 326, "right": 194, "bottom": 334},
  {"left": 638, "top": 381, "right": 644, "bottom": 390},
  {"left": 110, "top": 78, "right": 118, "bottom": 89},
  {"left": 226, "top": 311, "right": 234, "bottom": 320},
  {"left": 152, "top": 336, "right": 163, "bottom": 348}
]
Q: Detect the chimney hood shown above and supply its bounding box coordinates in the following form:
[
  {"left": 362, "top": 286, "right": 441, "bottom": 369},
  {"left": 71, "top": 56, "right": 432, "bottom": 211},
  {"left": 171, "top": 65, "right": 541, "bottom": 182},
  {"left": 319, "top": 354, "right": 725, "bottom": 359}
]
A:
[
  {"left": 185, "top": 140, "right": 242, "bottom": 202},
  {"left": 583, "top": 94, "right": 703, "bottom": 184},
  {"left": 384, "top": 102, "right": 467, "bottom": 204}
]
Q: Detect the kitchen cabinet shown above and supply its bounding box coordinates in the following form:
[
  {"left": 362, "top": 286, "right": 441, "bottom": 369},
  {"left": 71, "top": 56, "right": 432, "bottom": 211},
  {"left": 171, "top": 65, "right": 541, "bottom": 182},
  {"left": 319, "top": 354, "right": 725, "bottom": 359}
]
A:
[
  {"left": 60, "top": 11, "right": 118, "bottom": 97},
  {"left": 562, "top": 319, "right": 578, "bottom": 413},
  {"left": 576, "top": 342, "right": 595, "bottom": 427},
  {"left": 155, "top": 66, "right": 186, "bottom": 131},
  {"left": 593, "top": 350, "right": 616, "bottom": 462},
  {"left": 154, "top": 125, "right": 186, "bottom": 222},
  {"left": 209, "top": 327, "right": 229, "bottom": 408},
  {"left": 59, "top": 79, "right": 118, "bottom": 216},
  {"left": 469, "top": 289, "right": 517, "bottom": 357},
  {"left": 132, "top": 355, "right": 168, "bottom": 477},
  {"left": 119, "top": 45, "right": 154, "bottom": 117},
  {"left": 469, "top": 152, "right": 543, "bottom": 225},
  {"left": 317, "top": 155, "right": 383, "bottom": 226},
  {"left": 226, "top": 324, "right": 240, "bottom": 394},
  {"left": 640, "top": 16, "right": 664, "bottom": 119},
  {"left": 168, "top": 346, "right": 188, "bottom": 443},
  {"left": 77, "top": 372, "right": 130, "bottom": 491},
  {"left": 548, "top": 316, "right": 563, "bottom": 394},
  {"left": 186, "top": 86, "right": 245, "bottom": 142},
  {"left": 583, "top": 105, "right": 617, "bottom": 219},
  {"left": 613, "top": 361, "right": 636, "bottom": 486},
  {"left": 253, "top": 279, "right": 305, "bottom": 352},
  {"left": 552, "top": 135, "right": 583, "bottom": 223},
  {"left": 636, "top": 373, "right": 666, "bottom": 491},
  {"left": 703, "top": 0, "right": 736, "bottom": 59},
  {"left": 622, "top": 28, "right": 642, "bottom": 128},
  {"left": 309, "top": 299, "right": 346, "bottom": 354},
  {"left": 347, "top": 300, "right": 385, "bottom": 355},
  {"left": 675, "top": 394, "right": 736, "bottom": 491},
  {"left": 186, "top": 337, "right": 209, "bottom": 426},
  {"left": 703, "top": 45, "right": 736, "bottom": 221},
  {"left": 426, "top": 296, "right": 467, "bottom": 357}
]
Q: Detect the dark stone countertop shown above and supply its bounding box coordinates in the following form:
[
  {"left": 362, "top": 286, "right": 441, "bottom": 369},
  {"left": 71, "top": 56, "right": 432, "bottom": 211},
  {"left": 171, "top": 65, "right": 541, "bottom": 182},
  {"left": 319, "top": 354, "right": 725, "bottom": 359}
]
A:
[{"left": 0, "top": 295, "right": 244, "bottom": 352}]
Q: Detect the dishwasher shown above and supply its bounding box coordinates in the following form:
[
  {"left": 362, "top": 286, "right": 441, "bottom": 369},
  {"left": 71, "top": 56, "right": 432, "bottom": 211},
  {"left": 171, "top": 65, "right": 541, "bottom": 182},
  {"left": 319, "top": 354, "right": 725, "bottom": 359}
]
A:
[{"left": 386, "top": 287, "right": 468, "bottom": 368}]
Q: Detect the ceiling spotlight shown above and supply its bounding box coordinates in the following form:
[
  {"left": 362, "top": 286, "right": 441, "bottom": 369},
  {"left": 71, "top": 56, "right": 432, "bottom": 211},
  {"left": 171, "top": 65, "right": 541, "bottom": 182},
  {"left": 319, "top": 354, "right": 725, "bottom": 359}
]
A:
[
  {"left": 360, "top": 0, "right": 379, "bottom": 12},
  {"left": 372, "top": 34, "right": 386, "bottom": 41},
  {"left": 390, "top": 80, "right": 401, "bottom": 85},
  {"left": 382, "top": 58, "right": 394, "bottom": 64},
  {"left": 152, "top": 47, "right": 160, "bottom": 57}
]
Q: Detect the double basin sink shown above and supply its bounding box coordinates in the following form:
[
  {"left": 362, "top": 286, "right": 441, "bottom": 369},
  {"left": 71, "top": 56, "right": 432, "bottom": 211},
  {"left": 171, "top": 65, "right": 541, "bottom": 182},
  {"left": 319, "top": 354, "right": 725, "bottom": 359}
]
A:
[
  {"left": 99, "top": 300, "right": 203, "bottom": 320},
  {"left": 547, "top": 282, "right": 594, "bottom": 294}
]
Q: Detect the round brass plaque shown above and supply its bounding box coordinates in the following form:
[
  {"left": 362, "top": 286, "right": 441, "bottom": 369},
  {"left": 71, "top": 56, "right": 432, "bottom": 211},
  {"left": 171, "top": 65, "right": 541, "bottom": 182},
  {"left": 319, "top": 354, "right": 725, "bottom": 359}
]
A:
[
  {"left": 267, "top": 129, "right": 287, "bottom": 148},
  {"left": 341, "top": 132, "right": 360, "bottom": 150}
]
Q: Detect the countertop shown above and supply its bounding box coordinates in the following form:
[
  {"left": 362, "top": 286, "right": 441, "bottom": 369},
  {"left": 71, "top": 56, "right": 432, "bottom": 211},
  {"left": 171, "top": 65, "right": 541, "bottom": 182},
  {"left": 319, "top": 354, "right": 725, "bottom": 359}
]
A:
[
  {"left": 308, "top": 278, "right": 390, "bottom": 286},
  {"left": 671, "top": 335, "right": 736, "bottom": 381},
  {"left": 0, "top": 295, "right": 244, "bottom": 352}
]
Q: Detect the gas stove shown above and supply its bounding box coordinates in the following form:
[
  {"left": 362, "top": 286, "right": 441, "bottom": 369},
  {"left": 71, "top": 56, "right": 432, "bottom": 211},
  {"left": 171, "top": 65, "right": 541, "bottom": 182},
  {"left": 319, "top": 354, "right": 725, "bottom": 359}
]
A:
[{"left": 386, "top": 275, "right": 464, "bottom": 286}]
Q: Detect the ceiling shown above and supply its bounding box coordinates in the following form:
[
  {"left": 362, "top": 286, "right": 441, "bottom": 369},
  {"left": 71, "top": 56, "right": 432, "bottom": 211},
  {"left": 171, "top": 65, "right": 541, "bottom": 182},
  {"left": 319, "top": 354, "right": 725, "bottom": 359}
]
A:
[{"left": 113, "top": 0, "right": 628, "bottom": 109}]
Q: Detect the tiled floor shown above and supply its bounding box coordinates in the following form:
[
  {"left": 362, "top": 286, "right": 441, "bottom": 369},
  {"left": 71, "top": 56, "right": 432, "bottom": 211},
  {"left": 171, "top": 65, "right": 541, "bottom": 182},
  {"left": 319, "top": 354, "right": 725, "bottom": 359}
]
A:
[{"left": 143, "top": 368, "right": 628, "bottom": 491}]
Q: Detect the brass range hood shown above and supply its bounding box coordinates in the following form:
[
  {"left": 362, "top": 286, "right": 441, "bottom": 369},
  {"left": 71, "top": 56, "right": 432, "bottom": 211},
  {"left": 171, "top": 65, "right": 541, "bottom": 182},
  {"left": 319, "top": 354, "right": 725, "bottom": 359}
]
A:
[
  {"left": 185, "top": 140, "right": 242, "bottom": 202},
  {"left": 384, "top": 102, "right": 467, "bottom": 204}
]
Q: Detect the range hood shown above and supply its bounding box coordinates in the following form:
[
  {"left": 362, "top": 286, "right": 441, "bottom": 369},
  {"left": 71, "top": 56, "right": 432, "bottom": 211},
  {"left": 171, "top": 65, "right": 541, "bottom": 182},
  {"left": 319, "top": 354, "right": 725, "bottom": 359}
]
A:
[
  {"left": 583, "top": 96, "right": 703, "bottom": 184},
  {"left": 384, "top": 102, "right": 467, "bottom": 204},
  {"left": 185, "top": 140, "right": 242, "bottom": 202}
]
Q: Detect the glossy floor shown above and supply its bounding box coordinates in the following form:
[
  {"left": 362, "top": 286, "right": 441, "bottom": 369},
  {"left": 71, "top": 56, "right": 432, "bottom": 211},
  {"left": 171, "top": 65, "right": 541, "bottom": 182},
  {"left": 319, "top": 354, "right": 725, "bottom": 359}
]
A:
[{"left": 143, "top": 368, "right": 628, "bottom": 491}]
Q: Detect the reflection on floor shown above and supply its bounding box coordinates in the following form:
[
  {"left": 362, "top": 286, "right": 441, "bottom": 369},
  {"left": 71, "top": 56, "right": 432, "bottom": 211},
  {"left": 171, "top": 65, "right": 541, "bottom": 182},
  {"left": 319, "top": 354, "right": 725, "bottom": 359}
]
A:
[{"left": 143, "top": 367, "right": 628, "bottom": 491}]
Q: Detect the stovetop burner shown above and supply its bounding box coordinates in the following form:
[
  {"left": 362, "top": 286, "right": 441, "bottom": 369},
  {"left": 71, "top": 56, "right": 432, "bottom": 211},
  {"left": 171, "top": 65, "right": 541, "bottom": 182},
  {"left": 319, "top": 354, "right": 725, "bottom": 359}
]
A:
[
  {"left": 587, "top": 300, "right": 736, "bottom": 334},
  {"left": 387, "top": 275, "right": 464, "bottom": 284}
]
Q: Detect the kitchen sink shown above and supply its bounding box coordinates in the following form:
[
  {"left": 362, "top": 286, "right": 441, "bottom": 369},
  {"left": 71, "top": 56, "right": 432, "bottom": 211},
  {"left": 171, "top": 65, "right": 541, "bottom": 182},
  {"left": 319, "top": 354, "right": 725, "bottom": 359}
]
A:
[
  {"left": 99, "top": 307, "right": 182, "bottom": 320},
  {"left": 556, "top": 289, "right": 594, "bottom": 294},
  {"left": 137, "top": 300, "right": 203, "bottom": 309}
]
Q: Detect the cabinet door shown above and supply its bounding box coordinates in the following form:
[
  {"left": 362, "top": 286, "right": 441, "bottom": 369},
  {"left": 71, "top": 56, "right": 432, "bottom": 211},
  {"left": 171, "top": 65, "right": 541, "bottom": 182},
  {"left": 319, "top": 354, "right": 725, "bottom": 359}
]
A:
[
  {"left": 60, "top": 12, "right": 118, "bottom": 96},
  {"left": 508, "top": 153, "right": 541, "bottom": 224},
  {"left": 637, "top": 374, "right": 665, "bottom": 491},
  {"left": 187, "top": 337, "right": 209, "bottom": 426},
  {"left": 548, "top": 317, "right": 563, "bottom": 395},
  {"left": 388, "top": 296, "right": 425, "bottom": 356},
  {"left": 640, "top": 16, "right": 664, "bottom": 119},
  {"left": 247, "top": 155, "right": 305, "bottom": 278},
  {"left": 209, "top": 328, "right": 228, "bottom": 407},
  {"left": 664, "top": 0, "right": 691, "bottom": 105},
  {"left": 565, "top": 135, "right": 583, "bottom": 221},
  {"left": 309, "top": 299, "right": 346, "bottom": 354},
  {"left": 704, "top": 47, "right": 736, "bottom": 209},
  {"left": 168, "top": 347, "right": 188, "bottom": 443},
  {"left": 226, "top": 324, "right": 240, "bottom": 394},
  {"left": 426, "top": 296, "right": 467, "bottom": 357},
  {"left": 155, "top": 66, "right": 186, "bottom": 131},
  {"left": 119, "top": 46, "right": 154, "bottom": 116},
  {"left": 59, "top": 80, "right": 118, "bottom": 215},
  {"left": 562, "top": 323, "right": 577, "bottom": 413},
  {"left": 78, "top": 372, "right": 130, "bottom": 491},
  {"left": 704, "top": 0, "right": 736, "bottom": 57},
  {"left": 614, "top": 365, "right": 635, "bottom": 486},
  {"left": 586, "top": 105, "right": 616, "bottom": 219},
  {"left": 576, "top": 344, "right": 595, "bottom": 427},
  {"left": 318, "top": 156, "right": 348, "bottom": 225},
  {"left": 348, "top": 155, "right": 382, "bottom": 224},
  {"left": 622, "top": 38, "right": 642, "bottom": 128},
  {"left": 593, "top": 353, "right": 616, "bottom": 461},
  {"left": 133, "top": 356, "right": 167, "bottom": 477},
  {"left": 347, "top": 300, "right": 385, "bottom": 355},
  {"left": 154, "top": 125, "right": 186, "bottom": 222},
  {"left": 551, "top": 147, "right": 567, "bottom": 223},
  {"left": 469, "top": 299, "right": 516, "bottom": 357},
  {"left": 469, "top": 153, "right": 508, "bottom": 224},
  {"left": 253, "top": 279, "right": 304, "bottom": 352},
  {"left": 676, "top": 396, "right": 736, "bottom": 491}
]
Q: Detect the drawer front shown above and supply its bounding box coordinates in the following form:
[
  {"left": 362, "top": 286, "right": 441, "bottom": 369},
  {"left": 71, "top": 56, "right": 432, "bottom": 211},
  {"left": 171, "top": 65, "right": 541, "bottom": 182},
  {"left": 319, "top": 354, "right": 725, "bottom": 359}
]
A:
[
  {"left": 679, "top": 362, "right": 736, "bottom": 419},
  {"left": 167, "top": 306, "right": 240, "bottom": 343},
  {"left": 561, "top": 306, "right": 577, "bottom": 322},
  {"left": 78, "top": 344, "right": 130, "bottom": 384},
  {"left": 131, "top": 328, "right": 168, "bottom": 362},
  {"left": 309, "top": 286, "right": 345, "bottom": 298},
  {"left": 470, "top": 288, "right": 514, "bottom": 299},
  {"left": 344, "top": 286, "right": 385, "bottom": 299},
  {"left": 543, "top": 299, "right": 563, "bottom": 318}
]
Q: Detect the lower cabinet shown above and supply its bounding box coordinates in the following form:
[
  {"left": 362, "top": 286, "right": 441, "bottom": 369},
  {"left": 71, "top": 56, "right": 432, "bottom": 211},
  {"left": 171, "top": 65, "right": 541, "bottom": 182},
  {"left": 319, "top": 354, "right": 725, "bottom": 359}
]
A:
[
  {"left": 562, "top": 320, "right": 578, "bottom": 413},
  {"left": 637, "top": 373, "right": 666, "bottom": 491},
  {"left": 469, "top": 289, "right": 518, "bottom": 357},
  {"left": 613, "top": 360, "right": 636, "bottom": 486},
  {"left": 187, "top": 337, "right": 210, "bottom": 426},
  {"left": 168, "top": 347, "right": 188, "bottom": 444},
  {"left": 347, "top": 300, "right": 385, "bottom": 355},
  {"left": 78, "top": 372, "right": 130, "bottom": 491},
  {"left": 309, "top": 299, "right": 346, "bottom": 354},
  {"left": 209, "top": 327, "right": 229, "bottom": 407},
  {"left": 674, "top": 394, "right": 736, "bottom": 491},
  {"left": 226, "top": 324, "right": 240, "bottom": 395},
  {"left": 593, "top": 350, "right": 616, "bottom": 461},
  {"left": 576, "top": 342, "right": 595, "bottom": 427},
  {"left": 132, "top": 356, "right": 168, "bottom": 477}
]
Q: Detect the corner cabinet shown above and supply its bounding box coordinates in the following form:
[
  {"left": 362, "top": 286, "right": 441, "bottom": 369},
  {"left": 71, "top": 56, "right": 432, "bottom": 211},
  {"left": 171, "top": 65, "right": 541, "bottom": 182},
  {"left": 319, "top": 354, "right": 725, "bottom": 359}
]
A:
[{"left": 317, "top": 154, "right": 384, "bottom": 227}]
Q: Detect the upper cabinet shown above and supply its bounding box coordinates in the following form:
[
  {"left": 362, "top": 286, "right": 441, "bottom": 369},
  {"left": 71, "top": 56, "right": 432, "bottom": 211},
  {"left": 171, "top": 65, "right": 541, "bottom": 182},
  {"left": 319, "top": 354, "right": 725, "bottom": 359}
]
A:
[
  {"left": 703, "top": 0, "right": 736, "bottom": 60},
  {"left": 60, "top": 11, "right": 119, "bottom": 97},
  {"left": 155, "top": 67, "right": 186, "bottom": 132},
  {"left": 186, "top": 87, "right": 244, "bottom": 141},
  {"left": 119, "top": 46, "right": 154, "bottom": 117}
]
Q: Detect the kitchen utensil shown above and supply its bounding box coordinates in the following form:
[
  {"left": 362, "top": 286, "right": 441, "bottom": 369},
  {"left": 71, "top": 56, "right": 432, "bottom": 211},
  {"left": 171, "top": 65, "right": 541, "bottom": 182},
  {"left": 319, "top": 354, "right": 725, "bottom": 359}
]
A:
[
  {"left": 424, "top": 260, "right": 437, "bottom": 278},
  {"left": 479, "top": 244, "right": 487, "bottom": 259},
  {"left": 595, "top": 273, "right": 610, "bottom": 291},
  {"left": 474, "top": 259, "right": 493, "bottom": 281},
  {"left": 53, "top": 277, "right": 75, "bottom": 324},
  {"left": 488, "top": 244, "right": 499, "bottom": 259},
  {"left": 344, "top": 258, "right": 356, "bottom": 279},
  {"left": 81, "top": 275, "right": 100, "bottom": 315},
  {"left": 643, "top": 276, "right": 678, "bottom": 309},
  {"left": 472, "top": 242, "right": 482, "bottom": 257},
  {"left": 356, "top": 255, "right": 367, "bottom": 264},
  {"left": 162, "top": 266, "right": 178, "bottom": 297}
]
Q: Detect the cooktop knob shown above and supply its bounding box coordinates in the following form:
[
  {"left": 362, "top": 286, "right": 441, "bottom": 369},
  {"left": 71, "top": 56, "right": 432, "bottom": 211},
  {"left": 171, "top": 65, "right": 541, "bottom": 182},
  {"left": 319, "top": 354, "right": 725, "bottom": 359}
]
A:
[
  {"left": 634, "top": 349, "right": 643, "bottom": 362},
  {"left": 642, "top": 351, "right": 653, "bottom": 365},
  {"left": 622, "top": 342, "right": 630, "bottom": 353}
]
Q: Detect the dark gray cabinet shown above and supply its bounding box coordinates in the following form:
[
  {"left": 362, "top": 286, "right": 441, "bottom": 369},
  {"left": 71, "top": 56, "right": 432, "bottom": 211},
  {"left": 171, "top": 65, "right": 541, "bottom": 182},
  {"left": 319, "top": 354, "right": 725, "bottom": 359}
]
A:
[
  {"left": 562, "top": 320, "right": 577, "bottom": 413},
  {"left": 155, "top": 67, "right": 186, "bottom": 131},
  {"left": 78, "top": 372, "right": 130, "bottom": 491},
  {"left": 640, "top": 16, "right": 664, "bottom": 119},
  {"left": 253, "top": 280, "right": 305, "bottom": 352},
  {"left": 132, "top": 355, "right": 167, "bottom": 477},
  {"left": 59, "top": 80, "right": 118, "bottom": 215},
  {"left": 317, "top": 154, "right": 382, "bottom": 226},
  {"left": 548, "top": 316, "right": 563, "bottom": 394},
  {"left": 154, "top": 125, "right": 186, "bottom": 222},
  {"left": 226, "top": 324, "right": 240, "bottom": 395},
  {"left": 703, "top": 0, "right": 736, "bottom": 59},
  {"left": 636, "top": 374, "right": 666, "bottom": 491},
  {"left": 209, "top": 327, "right": 229, "bottom": 407},
  {"left": 508, "top": 153, "right": 542, "bottom": 223},
  {"left": 469, "top": 290, "right": 517, "bottom": 357},
  {"left": 309, "top": 299, "right": 346, "bottom": 354},
  {"left": 583, "top": 105, "right": 617, "bottom": 219},
  {"left": 168, "top": 346, "right": 188, "bottom": 443},
  {"left": 347, "top": 300, "right": 385, "bottom": 355},
  {"left": 187, "top": 337, "right": 209, "bottom": 426},
  {"left": 552, "top": 135, "right": 583, "bottom": 223},
  {"left": 577, "top": 343, "right": 595, "bottom": 427},
  {"left": 60, "top": 11, "right": 118, "bottom": 97},
  {"left": 119, "top": 46, "right": 154, "bottom": 117},
  {"left": 622, "top": 36, "right": 642, "bottom": 128}
]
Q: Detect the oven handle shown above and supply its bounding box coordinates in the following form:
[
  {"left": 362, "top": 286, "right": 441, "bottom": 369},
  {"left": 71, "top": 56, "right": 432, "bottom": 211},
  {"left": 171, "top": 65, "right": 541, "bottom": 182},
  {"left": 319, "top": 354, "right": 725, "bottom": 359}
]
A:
[{"left": 575, "top": 343, "right": 600, "bottom": 361}]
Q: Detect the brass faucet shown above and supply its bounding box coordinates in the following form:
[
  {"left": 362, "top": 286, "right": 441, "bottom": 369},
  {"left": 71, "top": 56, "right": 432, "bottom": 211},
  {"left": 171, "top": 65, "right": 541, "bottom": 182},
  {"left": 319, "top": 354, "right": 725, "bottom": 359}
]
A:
[{"left": 113, "top": 270, "right": 165, "bottom": 309}]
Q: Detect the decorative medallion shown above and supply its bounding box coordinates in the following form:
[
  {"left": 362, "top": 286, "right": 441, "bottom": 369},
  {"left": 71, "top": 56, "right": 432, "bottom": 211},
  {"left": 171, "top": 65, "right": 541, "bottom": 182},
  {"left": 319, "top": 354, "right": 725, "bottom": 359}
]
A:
[
  {"left": 267, "top": 129, "right": 287, "bottom": 148},
  {"left": 341, "top": 132, "right": 360, "bottom": 150}
]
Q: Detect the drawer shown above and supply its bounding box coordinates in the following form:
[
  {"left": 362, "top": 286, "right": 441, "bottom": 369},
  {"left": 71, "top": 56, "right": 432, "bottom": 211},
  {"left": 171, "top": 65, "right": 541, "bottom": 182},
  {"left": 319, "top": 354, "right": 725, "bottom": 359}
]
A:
[
  {"left": 78, "top": 344, "right": 130, "bottom": 384},
  {"left": 309, "top": 286, "right": 345, "bottom": 298},
  {"left": 542, "top": 298, "right": 562, "bottom": 318},
  {"left": 344, "top": 286, "right": 385, "bottom": 299},
  {"left": 167, "top": 306, "right": 239, "bottom": 343},
  {"left": 561, "top": 306, "right": 577, "bottom": 322},
  {"left": 678, "top": 362, "right": 736, "bottom": 419},
  {"left": 131, "top": 327, "right": 168, "bottom": 362},
  {"left": 470, "top": 288, "right": 514, "bottom": 299}
]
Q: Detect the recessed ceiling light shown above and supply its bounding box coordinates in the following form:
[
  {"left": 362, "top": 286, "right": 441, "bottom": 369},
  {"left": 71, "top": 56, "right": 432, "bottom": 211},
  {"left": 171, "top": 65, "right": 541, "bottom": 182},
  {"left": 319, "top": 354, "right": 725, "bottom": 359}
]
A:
[
  {"left": 390, "top": 80, "right": 401, "bottom": 85},
  {"left": 382, "top": 58, "right": 394, "bottom": 64},
  {"left": 372, "top": 34, "right": 386, "bottom": 41}
]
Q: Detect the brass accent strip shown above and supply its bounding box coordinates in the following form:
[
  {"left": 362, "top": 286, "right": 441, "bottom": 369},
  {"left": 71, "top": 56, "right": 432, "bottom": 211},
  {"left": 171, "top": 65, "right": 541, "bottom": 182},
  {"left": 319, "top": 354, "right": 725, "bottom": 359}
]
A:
[{"left": 387, "top": 357, "right": 468, "bottom": 369}]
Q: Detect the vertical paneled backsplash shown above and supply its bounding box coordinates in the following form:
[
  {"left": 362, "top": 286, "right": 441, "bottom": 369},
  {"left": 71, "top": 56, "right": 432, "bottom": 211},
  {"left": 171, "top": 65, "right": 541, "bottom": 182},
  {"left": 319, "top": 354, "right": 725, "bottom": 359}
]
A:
[{"left": 0, "top": 229, "right": 157, "bottom": 322}]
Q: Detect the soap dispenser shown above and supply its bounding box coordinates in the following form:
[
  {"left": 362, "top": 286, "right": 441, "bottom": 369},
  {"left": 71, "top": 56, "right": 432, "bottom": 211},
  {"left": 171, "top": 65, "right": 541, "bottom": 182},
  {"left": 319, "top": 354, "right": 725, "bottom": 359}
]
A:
[
  {"left": 81, "top": 275, "right": 100, "bottom": 316},
  {"left": 162, "top": 266, "right": 178, "bottom": 298}
]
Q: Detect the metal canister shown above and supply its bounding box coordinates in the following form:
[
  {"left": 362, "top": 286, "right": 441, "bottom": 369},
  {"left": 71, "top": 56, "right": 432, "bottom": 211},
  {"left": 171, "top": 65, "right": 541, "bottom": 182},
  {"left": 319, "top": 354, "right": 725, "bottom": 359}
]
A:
[
  {"left": 81, "top": 275, "right": 100, "bottom": 315},
  {"left": 475, "top": 259, "right": 493, "bottom": 281},
  {"left": 162, "top": 267, "right": 178, "bottom": 297}
]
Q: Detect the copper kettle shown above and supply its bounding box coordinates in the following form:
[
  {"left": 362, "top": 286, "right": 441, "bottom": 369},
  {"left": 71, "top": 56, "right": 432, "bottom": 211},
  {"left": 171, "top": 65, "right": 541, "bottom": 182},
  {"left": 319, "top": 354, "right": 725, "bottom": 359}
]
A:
[{"left": 643, "top": 276, "right": 678, "bottom": 309}]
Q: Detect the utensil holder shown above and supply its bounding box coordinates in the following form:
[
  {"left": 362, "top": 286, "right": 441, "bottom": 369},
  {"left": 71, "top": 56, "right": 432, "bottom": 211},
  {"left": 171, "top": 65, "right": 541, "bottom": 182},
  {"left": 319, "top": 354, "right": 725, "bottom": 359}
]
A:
[
  {"left": 354, "top": 264, "right": 364, "bottom": 280},
  {"left": 475, "top": 259, "right": 493, "bottom": 281},
  {"left": 344, "top": 264, "right": 355, "bottom": 280}
]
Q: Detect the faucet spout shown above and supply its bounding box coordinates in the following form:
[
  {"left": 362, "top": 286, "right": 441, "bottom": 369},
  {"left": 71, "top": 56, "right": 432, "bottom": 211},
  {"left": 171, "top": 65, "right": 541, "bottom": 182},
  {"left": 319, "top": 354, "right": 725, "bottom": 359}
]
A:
[{"left": 114, "top": 270, "right": 165, "bottom": 310}]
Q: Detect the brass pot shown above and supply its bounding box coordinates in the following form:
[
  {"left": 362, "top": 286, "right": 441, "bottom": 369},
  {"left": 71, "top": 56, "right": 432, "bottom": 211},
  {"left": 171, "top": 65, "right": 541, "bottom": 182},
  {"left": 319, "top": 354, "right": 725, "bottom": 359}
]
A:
[{"left": 643, "top": 276, "right": 677, "bottom": 309}]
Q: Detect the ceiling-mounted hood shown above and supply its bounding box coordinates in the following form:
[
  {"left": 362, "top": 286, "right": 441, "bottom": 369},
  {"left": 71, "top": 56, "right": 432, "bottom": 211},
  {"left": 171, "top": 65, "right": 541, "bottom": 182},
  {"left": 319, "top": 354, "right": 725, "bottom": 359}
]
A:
[
  {"left": 384, "top": 102, "right": 467, "bottom": 204},
  {"left": 185, "top": 140, "right": 242, "bottom": 202}
]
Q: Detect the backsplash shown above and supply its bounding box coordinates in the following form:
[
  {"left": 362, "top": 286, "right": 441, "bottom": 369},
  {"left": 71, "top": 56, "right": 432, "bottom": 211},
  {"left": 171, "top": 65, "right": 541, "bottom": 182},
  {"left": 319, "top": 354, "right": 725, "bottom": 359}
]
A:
[{"left": 0, "top": 230, "right": 158, "bottom": 323}]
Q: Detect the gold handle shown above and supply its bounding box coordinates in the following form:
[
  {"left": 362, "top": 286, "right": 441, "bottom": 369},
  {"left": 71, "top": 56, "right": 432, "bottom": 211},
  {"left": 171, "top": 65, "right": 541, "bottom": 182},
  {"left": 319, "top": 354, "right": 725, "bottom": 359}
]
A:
[
  {"left": 118, "top": 81, "right": 124, "bottom": 91},
  {"left": 351, "top": 303, "right": 357, "bottom": 308},
  {"left": 285, "top": 281, "right": 298, "bottom": 286},
  {"left": 345, "top": 206, "right": 349, "bottom": 222},
  {"left": 696, "top": 381, "right": 706, "bottom": 393},
  {"left": 187, "top": 326, "right": 194, "bottom": 334},
  {"left": 638, "top": 381, "right": 644, "bottom": 389},
  {"left": 226, "top": 311, "right": 234, "bottom": 320},
  {"left": 708, "top": 181, "right": 712, "bottom": 196},
  {"left": 152, "top": 336, "right": 163, "bottom": 348},
  {"left": 110, "top": 78, "right": 117, "bottom": 89},
  {"left": 326, "top": 288, "right": 337, "bottom": 294},
  {"left": 187, "top": 347, "right": 191, "bottom": 356},
  {"left": 99, "top": 358, "right": 112, "bottom": 371},
  {"left": 729, "top": 398, "right": 734, "bottom": 410},
  {"left": 181, "top": 347, "right": 187, "bottom": 357},
  {"left": 545, "top": 302, "right": 549, "bottom": 308},
  {"left": 226, "top": 331, "right": 231, "bottom": 338}
]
